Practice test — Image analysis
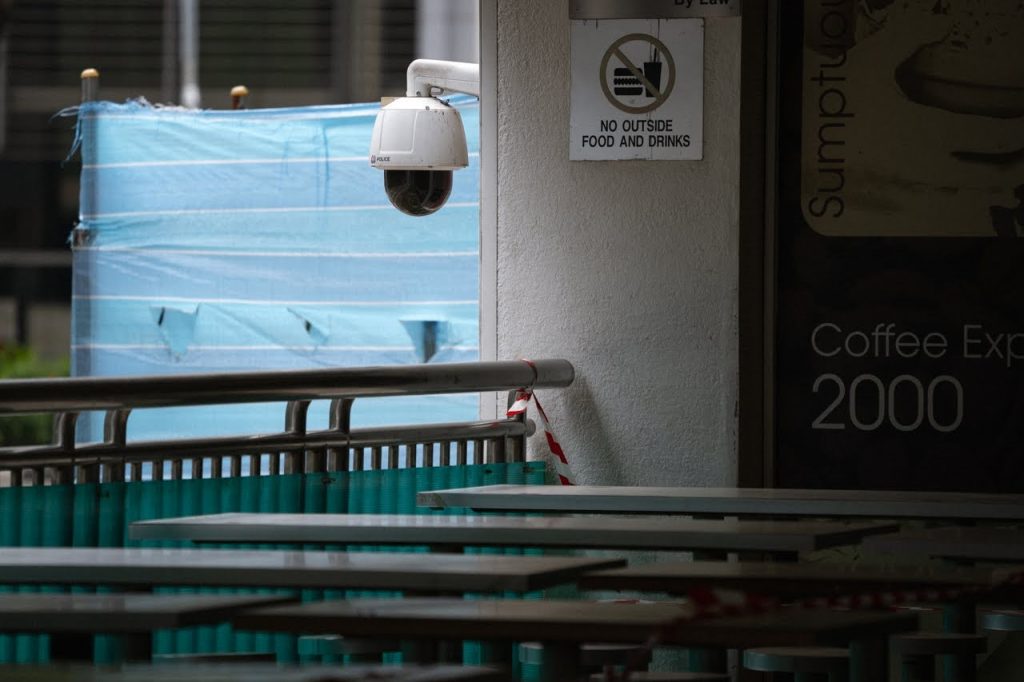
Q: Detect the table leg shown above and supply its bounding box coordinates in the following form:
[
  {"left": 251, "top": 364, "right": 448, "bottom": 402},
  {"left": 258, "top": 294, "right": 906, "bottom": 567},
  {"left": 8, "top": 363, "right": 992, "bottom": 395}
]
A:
[
  {"left": 901, "top": 653, "right": 934, "bottom": 682},
  {"left": 435, "top": 639, "right": 462, "bottom": 662},
  {"left": 943, "top": 603, "right": 976, "bottom": 633},
  {"left": 401, "top": 639, "right": 438, "bottom": 663},
  {"left": 688, "top": 520, "right": 735, "bottom": 676},
  {"left": 427, "top": 543, "right": 464, "bottom": 554},
  {"left": 50, "top": 632, "right": 152, "bottom": 664},
  {"left": 689, "top": 647, "right": 728, "bottom": 673},
  {"left": 106, "top": 633, "right": 153, "bottom": 662},
  {"left": 478, "top": 640, "right": 515, "bottom": 668},
  {"left": 539, "top": 642, "right": 581, "bottom": 682},
  {"left": 404, "top": 588, "right": 463, "bottom": 663},
  {"left": 943, "top": 602, "right": 977, "bottom": 682},
  {"left": 399, "top": 638, "right": 462, "bottom": 664},
  {"left": 849, "top": 637, "right": 886, "bottom": 682},
  {"left": 943, "top": 651, "right": 977, "bottom": 682},
  {"left": 48, "top": 633, "right": 94, "bottom": 662}
]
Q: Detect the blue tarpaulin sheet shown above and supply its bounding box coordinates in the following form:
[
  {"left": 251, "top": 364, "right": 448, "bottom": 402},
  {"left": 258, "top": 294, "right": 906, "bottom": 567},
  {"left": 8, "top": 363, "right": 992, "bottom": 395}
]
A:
[{"left": 71, "top": 97, "right": 480, "bottom": 442}]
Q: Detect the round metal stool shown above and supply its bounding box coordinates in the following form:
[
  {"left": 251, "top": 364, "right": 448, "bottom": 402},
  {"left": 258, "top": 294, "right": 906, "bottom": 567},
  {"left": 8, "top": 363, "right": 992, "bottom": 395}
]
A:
[
  {"left": 588, "top": 672, "right": 730, "bottom": 681},
  {"left": 743, "top": 646, "right": 850, "bottom": 682},
  {"left": 520, "top": 641, "right": 653, "bottom": 670},
  {"left": 982, "top": 609, "right": 1024, "bottom": 632},
  {"left": 891, "top": 631, "right": 986, "bottom": 682}
]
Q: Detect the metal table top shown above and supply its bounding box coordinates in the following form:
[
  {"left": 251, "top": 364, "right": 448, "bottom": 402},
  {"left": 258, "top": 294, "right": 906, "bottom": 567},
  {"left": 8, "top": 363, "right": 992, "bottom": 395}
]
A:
[
  {"left": 0, "top": 665, "right": 510, "bottom": 682},
  {"left": 235, "top": 597, "right": 913, "bottom": 682},
  {"left": 234, "top": 596, "right": 916, "bottom": 649},
  {"left": 579, "top": 559, "right": 1022, "bottom": 599},
  {"left": 0, "top": 593, "right": 291, "bottom": 633},
  {"left": 0, "top": 547, "right": 624, "bottom": 593},
  {"left": 129, "top": 512, "right": 898, "bottom": 553},
  {"left": 417, "top": 484, "right": 1024, "bottom": 521},
  {"left": 863, "top": 526, "right": 1024, "bottom": 563}
]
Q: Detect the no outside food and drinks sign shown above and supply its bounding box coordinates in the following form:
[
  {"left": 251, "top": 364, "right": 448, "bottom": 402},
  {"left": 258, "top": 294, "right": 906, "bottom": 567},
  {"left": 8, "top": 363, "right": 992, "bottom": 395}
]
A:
[{"left": 570, "top": 19, "right": 704, "bottom": 161}]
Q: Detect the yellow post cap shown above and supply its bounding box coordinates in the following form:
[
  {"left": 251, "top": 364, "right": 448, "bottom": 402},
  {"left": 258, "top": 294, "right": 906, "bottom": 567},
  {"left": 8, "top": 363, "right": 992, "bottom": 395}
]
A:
[
  {"left": 81, "top": 68, "right": 100, "bottom": 79},
  {"left": 230, "top": 85, "right": 249, "bottom": 98}
]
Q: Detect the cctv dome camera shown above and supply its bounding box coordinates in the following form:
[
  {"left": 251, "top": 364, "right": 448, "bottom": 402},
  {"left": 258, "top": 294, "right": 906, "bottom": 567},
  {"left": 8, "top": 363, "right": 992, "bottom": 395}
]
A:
[
  {"left": 369, "top": 96, "right": 468, "bottom": 217},
  {"left": 384, "top": 168, "right": 453, "bottom": 217},
  {"left": 369, "top": 60, "right": 479, "bottom": 217}
]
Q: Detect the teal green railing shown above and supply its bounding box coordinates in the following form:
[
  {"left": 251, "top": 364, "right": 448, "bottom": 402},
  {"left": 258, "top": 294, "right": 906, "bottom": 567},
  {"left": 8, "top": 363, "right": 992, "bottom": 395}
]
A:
[
  {"left": 0, "top": 462, "right": 545, "bottom": 664},
  {"left": 0, "top": 360, "right": 572, "bottom": 666}
]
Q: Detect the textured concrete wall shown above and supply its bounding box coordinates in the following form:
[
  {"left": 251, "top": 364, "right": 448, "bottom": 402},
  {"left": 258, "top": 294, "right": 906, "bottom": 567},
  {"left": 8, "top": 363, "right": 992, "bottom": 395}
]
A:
[{"left": 494, "top": 3, "right": 742, "bottom": 485}]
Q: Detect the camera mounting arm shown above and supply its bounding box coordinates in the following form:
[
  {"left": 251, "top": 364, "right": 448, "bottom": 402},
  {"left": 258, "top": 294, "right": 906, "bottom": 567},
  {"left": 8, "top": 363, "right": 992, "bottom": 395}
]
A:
[{"left": 406, "top": 59, "right": 480, "bottom": 98}]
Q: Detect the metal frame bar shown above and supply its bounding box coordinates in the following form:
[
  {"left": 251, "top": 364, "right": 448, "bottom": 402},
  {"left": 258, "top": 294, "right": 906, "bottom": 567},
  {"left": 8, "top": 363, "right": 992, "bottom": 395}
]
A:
[
  {"left": 0, "top": 359, "right": 572, "bottom": 414},
  {"left": 737, "top": 0, "right": 778, "bottom": 488},
  {"left": 0, "top": 360, "right": 564, "bottom": 485}
]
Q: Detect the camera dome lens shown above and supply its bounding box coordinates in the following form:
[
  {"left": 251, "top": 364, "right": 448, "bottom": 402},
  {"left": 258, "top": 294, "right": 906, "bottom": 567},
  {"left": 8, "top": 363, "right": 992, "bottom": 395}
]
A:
[{"left": 384, "top": 170, "right": 453, "bottom": 217}]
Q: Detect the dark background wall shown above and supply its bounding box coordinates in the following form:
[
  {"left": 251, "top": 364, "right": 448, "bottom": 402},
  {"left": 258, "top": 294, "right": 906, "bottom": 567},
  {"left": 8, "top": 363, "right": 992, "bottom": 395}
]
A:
[{"left": 0, "top": 0, "right": 420, "bottom": 356}]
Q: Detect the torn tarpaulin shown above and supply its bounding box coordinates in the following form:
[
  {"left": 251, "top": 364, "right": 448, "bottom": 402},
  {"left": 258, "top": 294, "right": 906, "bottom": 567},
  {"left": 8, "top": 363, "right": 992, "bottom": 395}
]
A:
[{"left": 70, "top": 96, "right": 481, "bottom": 442}]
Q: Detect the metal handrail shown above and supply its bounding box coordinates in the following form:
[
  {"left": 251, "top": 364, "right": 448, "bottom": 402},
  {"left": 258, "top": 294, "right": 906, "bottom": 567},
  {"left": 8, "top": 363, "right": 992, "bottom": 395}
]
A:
[
  {"left": 0, "top": 360, "right": 572, "bottom": 480},
  {"left": 0, "top": 359, "right": 573, "bottom": 414},
  {"left": 0, "top": 418, "right": 530, "bottom": 469}
]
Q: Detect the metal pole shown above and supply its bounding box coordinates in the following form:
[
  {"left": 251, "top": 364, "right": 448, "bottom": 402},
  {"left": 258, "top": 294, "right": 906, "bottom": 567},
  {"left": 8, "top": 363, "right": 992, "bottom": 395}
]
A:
[
  {"left": 0, "top": 418, "right": 530, "bottom": 468},
  {"left": 283, "top": 400, "right": 309, "bottom": 477},
  {"left": 0, "top": 360, "right": 575, "bottom": 414},
  {"left": 80, "top": 68, "right": 99, "bottom": 102},
  {"left": 178, "top": 0, "right": 200, "bottom": 108},
  {"left": 0, "top": 27, "right": 8, "bottom": 153},
  {"left": 162, "top": 0, "right": 178, "bottom": 103},
  {"left": 230, "top": 85, "right": 248, "bottom": 110},
  {"left": 326, "top": 397, "right": 353, "bottom": 472}
]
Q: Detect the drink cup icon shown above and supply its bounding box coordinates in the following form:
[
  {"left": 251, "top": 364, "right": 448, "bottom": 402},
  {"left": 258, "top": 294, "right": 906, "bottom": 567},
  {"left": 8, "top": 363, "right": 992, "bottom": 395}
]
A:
[
  {"left": 643, "top": 61, "right": 662, "bottom": 97},
  {"left": 612, "top": 61, "right": 663, "bottom": 98}
]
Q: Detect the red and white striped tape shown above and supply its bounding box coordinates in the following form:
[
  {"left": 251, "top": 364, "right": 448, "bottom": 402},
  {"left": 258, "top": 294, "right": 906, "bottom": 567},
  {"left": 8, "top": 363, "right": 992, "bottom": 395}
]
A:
[
  {"left": 600, "top": 569, "right": 1024, "bottom": 681},
  {"left": 507, "top": 361, "right": 575, "bottom": 485},
  {"left": 685, "top": 567, "right": 1024, "bottom": 620}
]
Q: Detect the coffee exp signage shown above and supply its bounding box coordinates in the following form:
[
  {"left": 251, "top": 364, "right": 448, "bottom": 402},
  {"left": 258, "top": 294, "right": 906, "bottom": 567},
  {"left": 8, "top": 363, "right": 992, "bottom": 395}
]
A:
[
  {"left": 774, "top": 1, "right": 1024, "bottom": 492},
  {"left": 807, "top": 323, "right": 1024, "bottom": 434}
]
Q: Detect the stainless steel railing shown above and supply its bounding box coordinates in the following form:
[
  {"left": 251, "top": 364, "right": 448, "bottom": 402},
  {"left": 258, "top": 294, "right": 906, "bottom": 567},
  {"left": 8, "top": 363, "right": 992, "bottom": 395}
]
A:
[{"left": 0, "top": 359, "right": 574, "bottom": 487}]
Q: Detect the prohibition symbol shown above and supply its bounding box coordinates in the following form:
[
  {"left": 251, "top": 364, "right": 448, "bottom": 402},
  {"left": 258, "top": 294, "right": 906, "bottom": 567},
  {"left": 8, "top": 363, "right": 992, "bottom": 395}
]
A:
[{"left": 600, "top": 33, "right": 676, "bottom": 115}]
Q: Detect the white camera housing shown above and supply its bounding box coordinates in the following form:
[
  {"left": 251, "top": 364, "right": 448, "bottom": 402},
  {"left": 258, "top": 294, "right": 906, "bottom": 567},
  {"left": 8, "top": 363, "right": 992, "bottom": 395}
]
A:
[
  {"left": 368, "top": 59, "right": 479, "bottom": 217},
  {"left": 369, "top": 97, "right": 468, "bottom": 171}
]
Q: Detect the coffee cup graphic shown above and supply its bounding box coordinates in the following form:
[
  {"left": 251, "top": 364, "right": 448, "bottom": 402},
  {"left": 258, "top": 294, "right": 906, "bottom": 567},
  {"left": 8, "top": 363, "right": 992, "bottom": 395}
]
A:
[{"left": 892, "top": 0, "right": 1024, "bottom": 118}]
